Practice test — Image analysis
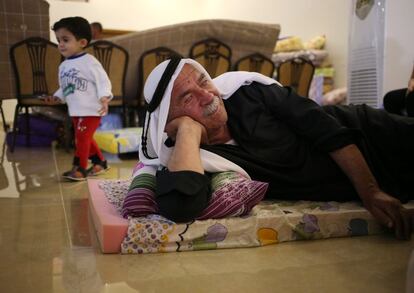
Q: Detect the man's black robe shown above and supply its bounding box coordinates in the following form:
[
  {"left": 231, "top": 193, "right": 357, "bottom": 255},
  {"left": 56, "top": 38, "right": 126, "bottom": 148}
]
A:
[{"left": 155, "top": 83, "right": 414, "bottom": 222}]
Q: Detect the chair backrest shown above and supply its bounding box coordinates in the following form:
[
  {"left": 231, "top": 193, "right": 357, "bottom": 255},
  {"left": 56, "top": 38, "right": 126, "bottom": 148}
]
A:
[
  {"left": 276, "top": 58, "right": 315, "bottom": 97},
  {"left": 137, "top": 46, "right": 182, "bottom": 106},
  {"left": 189, "top": 38, "right": 232, "bottom": 78},
  {"left": 9, "top": 37, "right": 61, "bottom": 99},
  {"left": 234, "top": 53, "right": 275, "bottom": 77},
  {"left": 85, "top": 40, "right": 129, "bottom": 99}
]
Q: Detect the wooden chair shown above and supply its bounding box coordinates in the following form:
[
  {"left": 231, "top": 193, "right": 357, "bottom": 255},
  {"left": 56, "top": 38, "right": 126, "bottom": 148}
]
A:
[
  {"left": 234, "top": 53, "right": 275, "bottom": 77},
  {"left": 189, "top": 38, "right": 231, "bottom": 78},
  {"left": 135, "top": 47, "right": 182, "bottom": 126},
  {"left": 9, "top": 37, "right": 64, "bottom": 152},
  {"left": 276, "top": 58, "right": 315, "bottom": 98},
  {"left": 85, "top": 40, "right": 129, "bottom": 126}
]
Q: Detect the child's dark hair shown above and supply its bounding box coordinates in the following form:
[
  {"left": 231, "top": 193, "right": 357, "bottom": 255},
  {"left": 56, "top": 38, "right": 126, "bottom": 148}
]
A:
[{"left": 52, "top": 16, "right": 92, "bottom": 44}]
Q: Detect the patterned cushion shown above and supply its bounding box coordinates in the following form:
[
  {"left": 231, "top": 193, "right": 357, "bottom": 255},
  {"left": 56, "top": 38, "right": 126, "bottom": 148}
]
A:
[
  {"left": 121, "top": 171, "right": 268, "bottom": 221},
  {"left": 121, "top": 173, "right": 159, "bottom": 218}
]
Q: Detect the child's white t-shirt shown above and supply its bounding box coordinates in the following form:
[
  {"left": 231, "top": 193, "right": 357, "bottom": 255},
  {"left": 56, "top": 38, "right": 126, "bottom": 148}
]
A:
[{"left": 54, "top": 53, "right": 113, "bottom": 117}]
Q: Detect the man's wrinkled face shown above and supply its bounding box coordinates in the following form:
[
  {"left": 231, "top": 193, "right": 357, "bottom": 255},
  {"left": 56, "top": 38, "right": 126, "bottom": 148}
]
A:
[{"left": 168, "top": 64, "right": 228, "bottom": 130}]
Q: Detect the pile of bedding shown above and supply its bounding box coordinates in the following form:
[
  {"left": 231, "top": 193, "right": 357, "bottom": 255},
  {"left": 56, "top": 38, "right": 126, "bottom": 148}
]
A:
[
  {"left": 272, "top": 35, "right": 339, "bottom": 103},
  {"left": 93, "top": 127, "right": 142, "bottom": 154}
]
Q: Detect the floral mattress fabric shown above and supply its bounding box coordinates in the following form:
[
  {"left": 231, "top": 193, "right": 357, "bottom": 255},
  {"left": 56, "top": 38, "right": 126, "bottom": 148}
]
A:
[{"left": 98, "top": 179, "right": 413, "bottom": 254}]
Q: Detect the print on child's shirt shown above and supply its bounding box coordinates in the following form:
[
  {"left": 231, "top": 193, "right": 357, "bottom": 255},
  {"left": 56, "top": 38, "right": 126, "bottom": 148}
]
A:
[{"left": 61, "top": 68, "right": 88, "bottom": 97}]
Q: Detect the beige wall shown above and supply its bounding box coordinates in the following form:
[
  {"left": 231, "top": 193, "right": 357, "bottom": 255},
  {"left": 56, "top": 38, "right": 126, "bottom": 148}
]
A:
[
  {"left": 47, "top": 0, "right": 350, "bottom": 87},
  {"left": 382, "top": 0, "right": 414, "bottom": 94}
]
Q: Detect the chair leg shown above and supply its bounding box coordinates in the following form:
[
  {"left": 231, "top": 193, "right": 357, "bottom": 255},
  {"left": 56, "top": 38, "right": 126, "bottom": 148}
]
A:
[
  {"left": 128, "top": 107, "right": 139, "bottom": 127},
  {"left": 0, "top": 101, "right": 9, "bottom": 132},
  {"left": 1, "top": 133, "right": 6, "bottom": 164},
  {"left": 126, "top": 104, "right": 138, "bottom": 127},
  {"left": 10, "top": 105, "right": 20, "bottom": 153},
  {"left": 137, "top": 107, "right": 146, "bottom": 127},
  {"left": 122, "top": 104, "right": 128, "bottom": 127},
  {"left": 25, "top": 106, "right": 30, "bottom": 147},
  {"left": 131, "top": 109, "right": 139, "bottom": 127},
  {"left": 63, "top": 114, "right": 73, "bottom": 152}
]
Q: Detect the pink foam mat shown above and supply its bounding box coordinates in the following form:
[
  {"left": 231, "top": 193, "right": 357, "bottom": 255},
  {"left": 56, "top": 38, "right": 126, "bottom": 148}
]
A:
[
  {"left": 88, "top": 178, "right": 414, "bottom": 254},
  {"left": 88, "top": 179, "right": 128, "bottom": 253}
]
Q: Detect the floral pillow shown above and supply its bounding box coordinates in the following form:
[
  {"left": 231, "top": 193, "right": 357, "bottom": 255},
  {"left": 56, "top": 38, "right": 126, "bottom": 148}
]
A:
[{"left": 121, "top": 170, "right": 268, "bottom": 221}]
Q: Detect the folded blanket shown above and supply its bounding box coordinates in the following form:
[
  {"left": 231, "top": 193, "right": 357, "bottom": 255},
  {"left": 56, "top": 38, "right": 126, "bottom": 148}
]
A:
[{"left": 272, "top": 50, "right": 329, "bottom": 67}]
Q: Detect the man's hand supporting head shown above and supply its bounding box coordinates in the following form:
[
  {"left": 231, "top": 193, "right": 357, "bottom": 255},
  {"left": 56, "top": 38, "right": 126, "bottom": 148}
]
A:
[{"left": 165, "top": 116, "right": 206, "bottom": 174}]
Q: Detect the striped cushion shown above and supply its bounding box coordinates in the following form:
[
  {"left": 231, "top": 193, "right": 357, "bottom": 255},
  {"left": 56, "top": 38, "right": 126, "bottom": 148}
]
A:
[
  {"left": 121, "top": 171, "right": 268, "bottom": 221},
  {"left": 197, "top": 172, "right": 268, "bottom": 220},
  {"left": 121, "top": 173, "right": 159, "bottom": 218}
]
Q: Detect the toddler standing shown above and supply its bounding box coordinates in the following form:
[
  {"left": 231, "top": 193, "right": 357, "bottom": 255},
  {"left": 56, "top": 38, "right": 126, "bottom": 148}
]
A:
[{"left": 46, "top": 16, "right": 112, "bottom": 181}]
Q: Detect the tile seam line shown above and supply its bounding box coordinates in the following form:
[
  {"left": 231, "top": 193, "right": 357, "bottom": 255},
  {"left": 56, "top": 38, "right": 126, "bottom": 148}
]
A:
[{"left": 52, "top": 143, "right": 73, "bottom": 248}]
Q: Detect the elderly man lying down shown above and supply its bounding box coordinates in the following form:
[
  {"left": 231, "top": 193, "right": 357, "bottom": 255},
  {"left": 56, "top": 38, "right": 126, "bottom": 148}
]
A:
[{"left": 134, "top": 57, "right": 413, "bottom": 240}]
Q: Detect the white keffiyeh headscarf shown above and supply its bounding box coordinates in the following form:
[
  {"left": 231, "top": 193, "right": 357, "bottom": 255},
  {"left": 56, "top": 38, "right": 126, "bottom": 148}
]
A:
[{"left": 137, "top": 58, "right": 281, "bottom": 178}]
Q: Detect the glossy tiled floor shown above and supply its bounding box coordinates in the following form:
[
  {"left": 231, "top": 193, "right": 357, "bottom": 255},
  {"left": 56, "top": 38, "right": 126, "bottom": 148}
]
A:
[{"left": 0, "top": 130, "right": 413, "bottom": 293}]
